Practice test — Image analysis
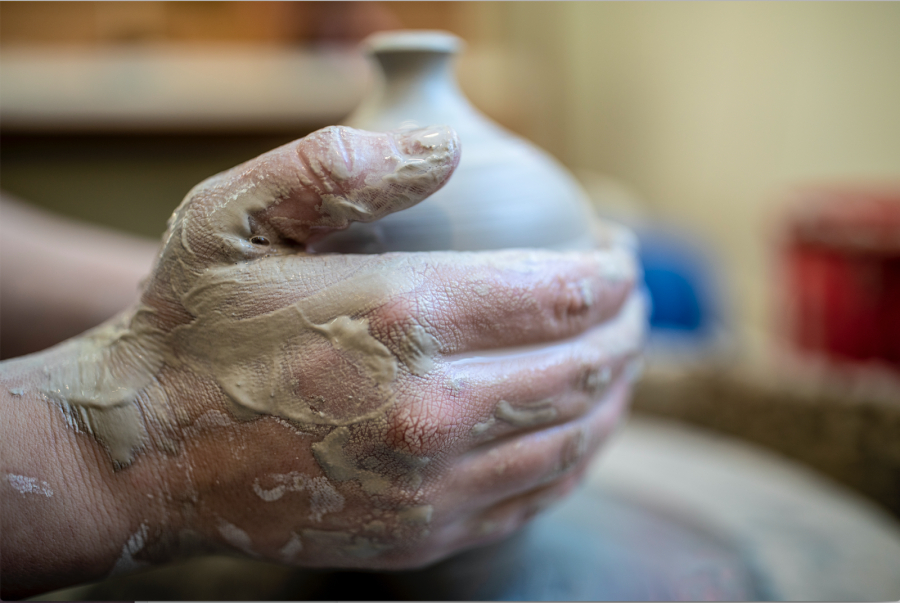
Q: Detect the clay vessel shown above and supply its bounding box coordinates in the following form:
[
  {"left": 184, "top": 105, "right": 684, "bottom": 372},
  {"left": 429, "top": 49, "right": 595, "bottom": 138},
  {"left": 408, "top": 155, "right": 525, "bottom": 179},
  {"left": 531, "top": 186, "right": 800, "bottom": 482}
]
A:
[{"left": 321, "top": 30, "right": 595, "bottom": 253}]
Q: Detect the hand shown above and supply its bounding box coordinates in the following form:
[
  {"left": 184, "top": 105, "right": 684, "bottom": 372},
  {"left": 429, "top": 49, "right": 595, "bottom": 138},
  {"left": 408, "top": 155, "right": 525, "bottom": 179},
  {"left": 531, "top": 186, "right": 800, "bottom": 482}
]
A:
[{"left": 0, "top": 125, "right": 643, "bottom": 597}]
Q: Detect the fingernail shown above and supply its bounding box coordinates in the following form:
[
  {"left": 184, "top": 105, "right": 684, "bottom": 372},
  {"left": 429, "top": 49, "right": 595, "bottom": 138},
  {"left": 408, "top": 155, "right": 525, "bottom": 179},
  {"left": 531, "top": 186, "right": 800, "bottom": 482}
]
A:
[{"left": 391, "top": 125, "right": 459, "bottom": 161}]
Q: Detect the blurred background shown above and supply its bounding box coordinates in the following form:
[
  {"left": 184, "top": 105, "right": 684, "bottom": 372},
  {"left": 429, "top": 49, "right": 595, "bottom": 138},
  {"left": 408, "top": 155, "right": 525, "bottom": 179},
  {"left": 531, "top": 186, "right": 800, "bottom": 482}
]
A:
[{"left": 2, "top": 0, "right": 900, "bottom": 579}]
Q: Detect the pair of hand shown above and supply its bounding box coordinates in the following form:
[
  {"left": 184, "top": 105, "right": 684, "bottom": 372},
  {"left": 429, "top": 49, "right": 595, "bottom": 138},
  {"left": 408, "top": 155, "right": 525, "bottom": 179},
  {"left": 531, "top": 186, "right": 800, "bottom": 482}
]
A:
[{"left": 1, "top": 125, "right": 643, "bottom": 598}]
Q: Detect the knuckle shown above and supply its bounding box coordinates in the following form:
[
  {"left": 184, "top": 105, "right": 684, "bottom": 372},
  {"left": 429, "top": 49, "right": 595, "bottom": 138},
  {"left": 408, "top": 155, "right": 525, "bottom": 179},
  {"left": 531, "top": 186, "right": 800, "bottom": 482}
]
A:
[
  {"left": 296, "top": 126, "right": 354, "bottom": 193},
  {"left": 550, "top": 276, "right": 596, "bottom": 324},
  {"left": 371, "top": 295, "right": 417, "bottom": 335},
  {"left": 557, "top": 424, "right": 589, "bottom": 475},
  {"left": 384, "top": 404, "right": 454, "bottom": 458},
  {"left": 575, "top": 362, "right": 613, "bottom": 398},
  {"left": 373, "top": 297, "right": 444, "bottom": 378}
]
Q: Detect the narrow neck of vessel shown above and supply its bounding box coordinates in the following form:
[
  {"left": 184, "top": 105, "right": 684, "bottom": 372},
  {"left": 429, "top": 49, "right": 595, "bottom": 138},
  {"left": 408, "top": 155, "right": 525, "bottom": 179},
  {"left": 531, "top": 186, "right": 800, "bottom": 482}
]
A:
[
  {"left": 372, "top": 49, "right": 469, "bottom": 118},
  {"left": 347, "top": 30, "right": 503, "bottom": 140}
]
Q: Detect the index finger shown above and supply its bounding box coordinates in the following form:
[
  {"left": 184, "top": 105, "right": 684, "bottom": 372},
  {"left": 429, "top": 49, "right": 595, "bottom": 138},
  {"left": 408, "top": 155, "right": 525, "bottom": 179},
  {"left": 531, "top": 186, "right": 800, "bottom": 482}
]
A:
[{"left": 372, "top": 246, "right": 637, "bottom": 357}]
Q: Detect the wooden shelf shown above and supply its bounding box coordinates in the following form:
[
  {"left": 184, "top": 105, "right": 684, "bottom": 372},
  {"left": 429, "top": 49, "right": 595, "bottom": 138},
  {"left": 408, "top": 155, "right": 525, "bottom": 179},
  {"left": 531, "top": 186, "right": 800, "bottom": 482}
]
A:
[{"left": 0, "top": 44, "right": 369, "bottom": 132}]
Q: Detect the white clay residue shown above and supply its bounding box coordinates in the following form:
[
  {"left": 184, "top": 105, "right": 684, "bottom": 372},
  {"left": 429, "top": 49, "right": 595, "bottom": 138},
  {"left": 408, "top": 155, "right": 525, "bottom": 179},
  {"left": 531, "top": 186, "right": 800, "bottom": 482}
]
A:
[
  {"left": 251, "top": 471, "right": 345, "bottom": 522},
  {"left": 110, "top": 523, "right": 150, "bottom": 575},
  {"left": 359, "top": 447, "right": 430, "bottom": 492},
  {"left": 311, "top": 427, "right": 390, "bottom": 495},
  {"left": 7, "top": 473, "right": 53, "bottom": 497},
  {"left": 494, "top": 398, "right": 558, "bottom": 428},
  {"left": 580, "top": 365, "right": 612, "bottom": 397},
  {"left": 63, "top": 401, "right": 150, "bottom": 467},
  {"left": 470, "top": 418, "right": 495, "bottom": 437},
  {"left": 303, "top": 314, "right": 397, "bottom": 384},
  {"left": 8, "top": 388, "right": 24, "bottom": 396},
  {"left": 307, "top": 476, "right": 347, "bottom": 521},
  {"left": 578, "top": 278, "right": 594, "bottom": 308},
  {"left": 449, "top": 375, "right": 466, "bottom": 393},
  {"left": 316, "top": 194, "right": 373, "bottom": 228},
  {"left": 252, "top": 479, "right": 287, "bottom": 502},
  {"left": 279, "top": 532, "right": 304, "bottom": 561},
  {"left": 217, "top": 519, "right": 257, "bottom": 557},
  {"left": 301, "top": 528, "right": 392, "bottom": 559},
  {"left": 398, "top": 324, "right": 440, "bottom": 376},
  {"left": 558, "top": 426, "right": 589, "bottom": 474},
  {"left": 397, "top": 504, "right": 433, "bottom": 525},
  {"left": 495, "top": 399, "right": 558, "bottom": 428},
  {"left": 187, "top": 409, "right": 233, "bottom": 432}
]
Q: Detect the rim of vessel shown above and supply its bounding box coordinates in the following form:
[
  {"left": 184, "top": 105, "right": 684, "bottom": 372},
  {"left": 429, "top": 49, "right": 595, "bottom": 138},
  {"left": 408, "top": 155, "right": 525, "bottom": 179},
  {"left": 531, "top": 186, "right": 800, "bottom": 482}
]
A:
[{"left": 363, "top": 30, "right": 463, "bottom": 54}]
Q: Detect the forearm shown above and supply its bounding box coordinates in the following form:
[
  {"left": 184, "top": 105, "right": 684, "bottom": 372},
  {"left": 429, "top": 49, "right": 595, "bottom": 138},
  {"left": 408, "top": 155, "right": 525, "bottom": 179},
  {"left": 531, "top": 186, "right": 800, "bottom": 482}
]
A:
[
  {"left": 0, "top": 196, "right": 160, "bottom": 359},
  {"left": 0, "top": 348, "right": 170, "bottom": 599}
]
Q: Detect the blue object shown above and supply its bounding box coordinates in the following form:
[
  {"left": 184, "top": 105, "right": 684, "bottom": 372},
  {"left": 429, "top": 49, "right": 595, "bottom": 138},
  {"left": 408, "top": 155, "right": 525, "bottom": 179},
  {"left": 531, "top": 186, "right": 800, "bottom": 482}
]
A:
[{"left": 635, "top": 227, "right": 720, "bottom": 337}]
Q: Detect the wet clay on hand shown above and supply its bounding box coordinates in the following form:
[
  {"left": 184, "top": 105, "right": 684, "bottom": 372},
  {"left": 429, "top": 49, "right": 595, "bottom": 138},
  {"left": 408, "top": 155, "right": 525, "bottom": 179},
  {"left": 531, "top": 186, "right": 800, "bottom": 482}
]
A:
[{"left": 1, "top": 124, "right": 643, "bottom": 573}]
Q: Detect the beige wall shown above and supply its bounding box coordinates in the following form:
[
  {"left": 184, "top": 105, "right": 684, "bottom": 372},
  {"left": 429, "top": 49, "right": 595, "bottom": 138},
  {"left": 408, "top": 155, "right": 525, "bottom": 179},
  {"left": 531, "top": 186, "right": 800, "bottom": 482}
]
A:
[
  {"left": 3, "top": 2, "right": 898, "bottom": 354},
  {"left": 479, "top": 2, "right": 900, "bottom": 354}
]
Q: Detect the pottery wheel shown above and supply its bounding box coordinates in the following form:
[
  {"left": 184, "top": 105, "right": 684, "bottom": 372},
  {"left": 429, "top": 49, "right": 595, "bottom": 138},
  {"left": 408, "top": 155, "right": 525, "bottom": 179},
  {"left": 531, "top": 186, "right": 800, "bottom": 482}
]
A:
[{"left": 32, "top": 416, "right": 900, "bottom": 601}]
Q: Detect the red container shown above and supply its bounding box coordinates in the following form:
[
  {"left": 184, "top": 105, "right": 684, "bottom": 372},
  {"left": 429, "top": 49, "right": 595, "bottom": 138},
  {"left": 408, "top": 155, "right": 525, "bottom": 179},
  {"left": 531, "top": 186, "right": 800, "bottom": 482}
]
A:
[{"left": 782, "top": 187, "right": 900, "bottom": 369}]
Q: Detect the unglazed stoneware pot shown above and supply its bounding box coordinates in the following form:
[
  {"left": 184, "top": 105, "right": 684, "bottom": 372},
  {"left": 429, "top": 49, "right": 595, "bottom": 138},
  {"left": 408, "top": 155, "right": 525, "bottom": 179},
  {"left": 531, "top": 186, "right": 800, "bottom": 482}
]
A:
[{"left": 321, "top": 30, "right": 596, "bottom": 253}]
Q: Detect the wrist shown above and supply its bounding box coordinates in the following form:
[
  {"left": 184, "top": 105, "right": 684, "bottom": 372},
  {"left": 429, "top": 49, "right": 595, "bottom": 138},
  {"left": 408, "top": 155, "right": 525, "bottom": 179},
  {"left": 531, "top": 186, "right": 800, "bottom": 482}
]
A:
[{"left": 0, "top": 333, "right": 177, "bottom": 598}]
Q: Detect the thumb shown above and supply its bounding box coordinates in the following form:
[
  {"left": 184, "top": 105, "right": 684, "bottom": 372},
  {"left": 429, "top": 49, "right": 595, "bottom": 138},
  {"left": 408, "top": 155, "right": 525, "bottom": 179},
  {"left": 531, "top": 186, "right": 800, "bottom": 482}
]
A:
[{"left": 172, "top": 125, "right": 460, "bottom": 263}]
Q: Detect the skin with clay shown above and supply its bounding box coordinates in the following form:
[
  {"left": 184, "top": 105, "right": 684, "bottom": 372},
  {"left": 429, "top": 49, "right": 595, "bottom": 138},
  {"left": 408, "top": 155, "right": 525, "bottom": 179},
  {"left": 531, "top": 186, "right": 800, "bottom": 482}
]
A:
[{"left": 0, "top": 125, "right": 644, "bottom": 599}]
